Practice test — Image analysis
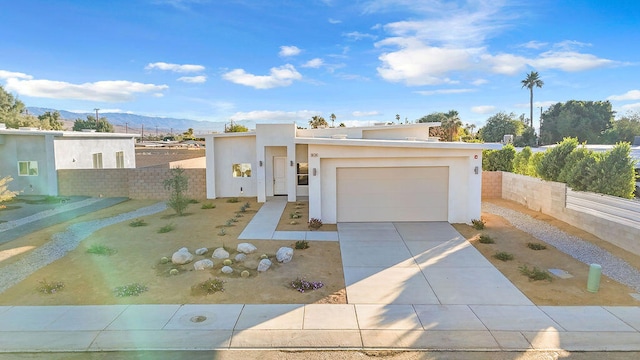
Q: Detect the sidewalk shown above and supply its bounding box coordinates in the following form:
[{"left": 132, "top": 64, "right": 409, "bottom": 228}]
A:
[{"left": 1, "top": 199, "right": 640, "bottom": 352}]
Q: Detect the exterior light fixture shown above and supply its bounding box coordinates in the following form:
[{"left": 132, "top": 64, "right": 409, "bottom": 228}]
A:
[
  {"left": 290, "top": 160, "right": 294, "bottom": 166},
  {"left": 474, "top": 166, "right": 479, "bottom": 175},
  {"left": 313, "top": 168, "right": 317, "bottom": 176},
  {"left": 259, "top": 160, "right": 263, "bottom": 167}
]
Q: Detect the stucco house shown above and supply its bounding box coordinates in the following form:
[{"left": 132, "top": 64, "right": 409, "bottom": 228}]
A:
[
  {"left": 0, "top": 126, "right": 138, "bottom": 196},
  {"left": 204, "top": 123, "right": 484, "bottom": 224}
]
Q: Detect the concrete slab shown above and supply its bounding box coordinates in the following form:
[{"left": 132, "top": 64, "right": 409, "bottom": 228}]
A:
[
  {"left": 230, "top": 329, "right": 362, "bottom": 348},
  {"left": 414, "top": 305, "right": 487, "bottom": 331},
  {"left": 338, "top": 223, "right": 402, "bottom": 242},
  {"left": 344, "top": 266, "right": 439, "bottom": 304},
  {"left": 306, "top": 231, "right": 339, "bottom": 241},
  {"left": 408, "top": 240, "right": 493, "bottom": 269},
  {"left": 355, "top": 304, "right": 423, "bottom": 330},
  {"left": 394, "top": 222, "right": 462, "bottom": 242},
  {"left": 0, "top": 306, "right": 11, "bottom": 316},
  {"left": 107, "top": 304, "right": 180, "bottom": 330},
  {"left": 0, "top": 306, "right": 70, "bottom": 331},
  {"left": 548, "top": 268, "right": 574, "bottom": 279},
  {"left": 424, "top": 267, "right": 532, "bottom": 305},
  {"left": 235, "top": 304, "right": 304, "bottom": 330},
  {"left": 238, "top": 200, "right": 286, "bottom": 240},
  {"left": 523, "top": 330, "right": 640, "bottom": 351},
  {"left": 470, "top": 305, "right": 561, "bottom": 331},
  {"left": 0, "top": 331, "right": 99, "bottom": 352},
  {"left": 540, "top": 306, "right": 637, "bottom": 332},
  {"left": 340, "top": 240, "right": 416, "bottom": 267},
  {"left": 490, "top": 331, "right": 533, "bottom": 350},
  {"left": 605, "top": 306, "right": 640, "bottom": 331},
  {"left": 163, "top": 304, "right": 244, "bottom": 330},
  {"left": 272, "top": 231, "right": 306, "bottom": 240},
  {"left": 44, "top": 305, "right": 127, "bottom": 331},
  {"left": 92, "top": 330, "right": 232, "bottom": 350},
  {"left": 360, "top": 329, "right": 500, "bottom": 350},
  {"left": 303, "top": 304, "right": 358, "bottom": 329}
]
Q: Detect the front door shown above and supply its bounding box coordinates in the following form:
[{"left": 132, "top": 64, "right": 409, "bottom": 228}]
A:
[{"left": 273, "top": 156, "right": 287, "bottom": 195}]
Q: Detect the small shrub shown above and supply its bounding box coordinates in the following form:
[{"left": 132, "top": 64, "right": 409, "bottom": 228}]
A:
[
  {"left": 37, "top": 279, "right": 64, "bottom": 294},
  {"left": 218, "top": 228, "right": 226, "bottom": 236},
  {"left": 260, "top": 254, "right": 269, "bottom": 259},
  {"left": 493, "top": 251, "right": 514, "bottom": 261},
  {"left": 225, "top": 219, "right": 234, "bottom": 227},
  {"left": 239, "top": 204, "right": 248, "bottom": 213},
  {"left": 235, "top": 213, "right": 244, "bottom": 218},
  {"left": 201, "top": 203, "right": 216, "bottom": 209},
  {"left": 114, "top": 283, "right": 148, "bottom": 297},
  {"left": 519, "top": 265, "right": 552, "bottom": 281},
  {"left": 158, "top": 223, "right": 175, "bottom": 234},
  {"left": 471, "top": 218, "right": 485, "bottom": 230},
  {"left": 226, "top": 197, "right": 239, "bottom": 203},
  {"left": 231, "top": 218, "right": 238, "bottom": 223},
  {"left": 188, "top": 199, "right": 199, "bottom": 204},
  {"left": 527, "top": 242, "right": 547, "bottom": 250},
  {"left": 308, "top": 218, "right": 323, "bottom": 230},
  {"left": 197, "top": 278, "right": 225, "bottom": 294},
  {"left": 129, "top": 219, "right": 147, "bottom": 227},
  {"left": 295, "top": 240, "right": 309, "bottom": 249},
  {"left": 86, "top": 244, "right": 117, "bottom": 256},
  {"left": 241, "top": 270, "right": 250, "bottom": 278},
  {"left": 163, "top": 167, "right": 190, "bottom": 216},
  {"left": 169, "top": 268, "right": 179, "bottom": 275},
  {"left": 160, "top": 256, "right": 170, "bottom": 264},
  {"left": 243, "top": 202, "right": 251, "bottom": 209},
  {"left": 223, "top": 259, "right": 233, "bottom": 266},
  {"left": 291, "top": 278, "right": 324, "bottom": 293},
  {"left": 290, "top": 212, "right": 302, "bottom": 219},
  {"left": 289, "top": 220, "right": 298, "bottom": 225},
  {"left": 478, "top": 234, "right": 495, "bottom": 244}
]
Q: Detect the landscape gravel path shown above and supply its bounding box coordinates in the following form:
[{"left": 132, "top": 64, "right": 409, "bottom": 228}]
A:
[
  {"left": 0, "top": 202, "right": 167, "bottom": 294},
  {"left": 484, "top": 202, "right": 640, "bottom": 293}
]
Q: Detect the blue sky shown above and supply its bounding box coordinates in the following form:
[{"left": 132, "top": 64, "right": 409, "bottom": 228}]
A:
[{"left": 1, "top": 0, "right": 639, "bottom": 130}]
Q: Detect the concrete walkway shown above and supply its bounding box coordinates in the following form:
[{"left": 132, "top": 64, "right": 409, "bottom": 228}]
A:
[{"left": 1, "top": 200, "right": 640, "bottom": 352}]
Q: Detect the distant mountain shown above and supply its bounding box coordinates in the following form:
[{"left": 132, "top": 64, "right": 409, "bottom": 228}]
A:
[{"left": 26, "top": 107, "right": 243, "bottom": 134}]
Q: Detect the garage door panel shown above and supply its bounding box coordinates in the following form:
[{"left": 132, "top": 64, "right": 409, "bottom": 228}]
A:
[{"left": 337, "top": 167, "right": 448, "bottom": 222}]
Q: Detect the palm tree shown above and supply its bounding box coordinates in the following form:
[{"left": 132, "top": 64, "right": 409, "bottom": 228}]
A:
[
  {"left": 521, "top": 71, "right": 544, "bottom": 128},
  {"left": 395, "top": 114, "right": 400, "bottom": 123},
  {"left": 330, "top": 113, "right": 336, "bottom": 128},
  {"left": 441, "top": 110, "right": 462, "bottom": 141}
]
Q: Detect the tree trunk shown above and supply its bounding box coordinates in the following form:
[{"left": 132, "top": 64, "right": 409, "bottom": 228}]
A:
[{"left": 529, "top": 87, "right": 534, "bottom": 128}]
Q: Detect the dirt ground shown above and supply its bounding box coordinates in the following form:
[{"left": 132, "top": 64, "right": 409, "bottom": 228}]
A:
[
  {"left": 275, "top": 201, "right": 338, "bottom": 232},
  {"left": 453, "top": 199, "right": 640, "bottom": 306},
  {"left": 0, "top": 198, "right": 346, "bottom": 305}
]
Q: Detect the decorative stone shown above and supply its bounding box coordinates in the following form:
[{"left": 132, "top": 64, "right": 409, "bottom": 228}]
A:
[
  {"left": 212, "top": 247, "right": 230, "bottom": 259},
  {"left": 193, "top": 259, "right": 214, "bottom": 271},
  {"left": 195, "top": 247, "right": 208, "bottom": 256},
  {"left": 221, "top": 266, "right": 233, "bottom": 274},
  {"left": 234, "top": 253, "right": 247, "bottom": 262},
  {"left": 237, "top": 243, "right": 257, "bottom": 254},
  {"left": 241, "top": 270, "right": 250, "bottom": 278},
  {"left": 276, "top": 247, "right": 293, "bottom": 263},
  {"left": 257, "top": 258, "right": 272, "bottom": 272},
  {"left": 171, "top": 247, "right": 193, "bottom": 265},
  {"left": 169, "top": 269, "right": 179, "bottom": 275}
]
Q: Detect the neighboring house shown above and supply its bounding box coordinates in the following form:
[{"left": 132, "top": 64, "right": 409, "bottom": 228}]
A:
[
  {"left": 0, "top": 126, "right": 138, "bottom": 196},
  {"left": 204, "top": 123, "right": 484, "bottom": 224}
]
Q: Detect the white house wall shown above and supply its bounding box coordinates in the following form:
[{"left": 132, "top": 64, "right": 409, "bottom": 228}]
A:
[
  {"left": 0, "top": 134, "right": 54, "bottom": 195},
  {"left": 307, "top": 144, "right": 482, "bottom": 224},
  {"left": 255, "top": 124, "right": 296, "bottom": 202},
  {"left": 210, "top": 135, "right": 257, "bottom": 198},
  {"left": 53, "top": 137, "right": 136, "bottom": 169}
]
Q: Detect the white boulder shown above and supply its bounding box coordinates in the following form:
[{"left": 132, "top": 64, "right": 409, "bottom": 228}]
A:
[
  {"left": 276, "top": 247, "right": 294, "bottom": 263},
  {"left": 193, "top": 259, "right": 214, "bottom": 271},
  {"left": 234, "top": 253, "right": 247, "bottom": 262},
  {"left": 195, "top": 247, "right": 208, "bottom": 256},
  {"left": 212, "top": 247, "right": 230, "bottom": 259},
  {"left": 237, "top": 243, "right": 257, "bottom": 254},
  {"left": 257, "top": 259, "right": 272, "bottom": 272},
  {"left": 171, "top": 247, "right": 193, "bottom": 265},
  {"left": 221, "top": 266, "right": 233, "bottom": 274}
]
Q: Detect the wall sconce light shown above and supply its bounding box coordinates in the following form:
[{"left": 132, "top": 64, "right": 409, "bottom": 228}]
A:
[
  {"left": 290, "top": 160, "right": 294, "bottom": 167},
  {"left": 312, "top": 168, "right": 317, "bottom": 176},
  {"left": 474, "top": 166, "right": 479, "bottom": 175},
  {"left": 240, "top": 187, "right": 243, "bottom": 194},
  {"left": 259, "top": 160, "right": 263, "bottom": 167}
]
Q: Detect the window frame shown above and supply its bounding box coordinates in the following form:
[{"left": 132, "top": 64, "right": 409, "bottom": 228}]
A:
[
  {"left": 232, "top": 163, "right": 252, "bottom": 177},
  {"left": 17, "top": 161, "right": 39, "bottom": 176},
  {"left": 296, "top": 162, "right": 308, "bottom": 186},
  {"left": 115, "top": 151, "right": 124, "bottom": 168},
  {"left": 92, "top": 153, "right": 103, "bottom": 169}
]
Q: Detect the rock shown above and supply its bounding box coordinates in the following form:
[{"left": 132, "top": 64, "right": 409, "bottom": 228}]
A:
[
  {"left": 193, "top": 259, "right": 214, "bottom": 271},
  {"left": 234, "top": 253, "right": 247, "bottom": 262},
  {"left": 195, "top": 247, "right": 208, "bottom": 256},
  {"left": 237, "top": 243, "right": 257, "bottom": 254},
  {"left": 171, "top": 247, "right": 193, "bottom": 265},
  {"left": 212, "top": 247, "right": 230, "bottom": 259},
  {"left": 257, "top": 259, "right": 272, "bottom": 272},
  {"left": 276, "top": 247, "right": 293, "bottom": 263},
  {"left": 221, "top": 266, "right": 233, "bottom": 274}
]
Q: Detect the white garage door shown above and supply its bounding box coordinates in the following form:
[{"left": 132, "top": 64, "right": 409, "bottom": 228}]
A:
[{"left": 336, "top": 166, "right": 448, "bottom": 222}]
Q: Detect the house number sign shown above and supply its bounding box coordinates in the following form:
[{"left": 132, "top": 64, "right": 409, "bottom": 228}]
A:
[{"left": 310, "top": 153, "right": 319, "bottom": 157}]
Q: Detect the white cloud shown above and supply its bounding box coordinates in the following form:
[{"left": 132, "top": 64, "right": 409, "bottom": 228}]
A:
[
  {"left": 343, "top": 31, "right": 378, "bottom": 41},
  {"left": 177, "top": 75, "right": 207, "bottom": 83},
  {"left": 5, "top": 78, "right": 168, "bottom": 102},
  {"left": 302, "top": 58, "right": 324, "bottom": 68},
  {"left": 279, "top": 46, "right": 301, "bottom": 57},
  {"left": 472, "top": 78, "right": 488, "bottom": 86},
  {"left": 607, "top": 90, "right": 640, "bottom": 101},
  {"left": 553, "top": 40, "right": 591, "bottom": 50},
  {"left": 145, "top": 62, "right": 205, "bottom": 73},
  {"left": 519, "top": 41, "right": 548, "bottom": 49},
  {"left": 222, "top": 64, "right": 302, "bottom": 89},
  {"left": 482, "top": 53, "right": 528, "bottom": 75},
  {"left": 532, "top": 51, "right": 614, "bottom": 72},
  {"left": 471, "top": 105, "right": 496, "bottom": 114},
  {"left": 230, "top": 110, "right": 319, "bottom": 122},
  {"left": 620, "top": 102, "right": 640, "bottom": 111},
  {"left": 415, "top": 88, "right": 475, "bottom": 96},
  {"left": 328, "top": 18, "right": 341, "bottom": 24},
  {"left": 352, "top": 111, "right": 380, "bottom": 117},
  {"left": 0, "top": 70, "right": 33, "bottom": 80}
]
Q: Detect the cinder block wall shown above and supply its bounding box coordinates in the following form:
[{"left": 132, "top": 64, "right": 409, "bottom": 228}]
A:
[{"left": 481, "top": 171, "right": 502, "bottom": 199}]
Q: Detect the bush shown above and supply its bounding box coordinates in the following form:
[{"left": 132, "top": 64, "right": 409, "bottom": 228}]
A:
[
  {"left": 308, "top": 218, "right": 323, "bottom": 230},
  {"left": 129, "top": 219, "right": 147, "bottom": 227},
  {"left": 493, "top": 251, "right": 514, "bottom": 261},
  {"left": 585, "top": 142, "right": 637, "bottom": 198},
  {"left": 158, "top": 223, "right": 175, "bottom": 233},
  {"left": 86, "top": 244, "right": 117, "bottom": 256},
  {"left": 527, "top": 242, "right": 547, "bottom": 250},
  {"left": 201, "top": 203, "right": 216, "bottom": 209},
  {"left": 513, "top": 147, "right": 536, "bottom": 176},
  {"left": 478, "top": 234, "right": 495, "bottom": 244},
  {"left": 537, "top": 137, "right": 578, "bottom": 181},
  {"left": 226, "top": 197, "right": 239, "bottom": 203},
  {"left": 290, "top": 278, "right": 324, "bottom": 293},
  {"left": 519, "top": 265, "right": 552, "bottom": 281},
  {"left": 471, "top": 218, "right": 485, "bottom": 230},
  {"left": 114, "top": 283, "right": 148, "bottom": 297},
  {"left": 482, "top": 144, "right": 516, "bottom": 172},
  {"left": 163, "top": 167, "right": 190, "bottom": 216},
  {"left": 196, "top": 278, "right": 225, "bottom": 294},
  {"left": 290, "top": 212, "right": 302, "bottom": 219},
  {"left": 37, "top": 279, "right": 64, "bottom": 294},
  {"left": 295, "top": 240, "right": 309, "bottom": 249}
]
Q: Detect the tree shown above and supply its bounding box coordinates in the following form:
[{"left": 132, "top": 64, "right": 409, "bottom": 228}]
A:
[
  {"left": 536, "top": 137, "right": 579, "bottom": 181},
  {"left": 540, "top": 100, "right": 614, "bottom": 145},
  {"left": 0, "top": 175, "right": 19, "bottom": 209},
  {"left": 225, "top": 123, "right": 248, "bottom": 133},
  {"left": 395, "top": 114, "right": 400, "bottom": 123},
  {"left": 478, "top": 112, "right": 524, "bottom": 143},
  {"left": 441, "top": 110, "right": 462, "bottom": 141},
  {"left": 330, "top": 113, "right": 336, "bottom": 128},
  {"left": 38, "top": 111, "right": 64, "bottom": 130},
  {"left": 72, "top": 115, "right": 114, "bottom": 132},
  {"left": 482, "top": 144, "right": 516, "bottom": 172},
  {"left": 601, "top": 113, "right": 640, "bottom": 144},
  {"left": 308, "top": 115, "right": 328, "bottom": 129},
  {"left": 514, "top": 127, "right": 538, "bottom": 147},
  {"left": 163, "top": 167, "right": 190, "bottom": 216},
  {"left": 0, "top": 85, "right": 35, "bottom": 128},
  {"left": 521, "top": 71, "right": 544, "bottom": 128},
  {"left": 417, "top": 112, "right": 448, "bottom": 140}
]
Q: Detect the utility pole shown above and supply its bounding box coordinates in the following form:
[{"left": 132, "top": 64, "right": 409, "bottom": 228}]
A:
[
  {"left": 141, "top": 124, "right": 144, "bottom": 141},
  {"left": 155, "top": 125, "right": 158, "bottom": 138},
  {"left": 125, "top": 122, "right": 128, "bottom": 133},
  {"left": 94, "top": 108, "right": 100, "bottom": 130}
]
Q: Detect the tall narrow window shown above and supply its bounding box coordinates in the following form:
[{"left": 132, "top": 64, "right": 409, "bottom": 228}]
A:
[
  {"left": 115, "top": 151, "right": 124, "bottom": 168},
  {"left": 17, "top": 161, "right": 38, "bottom": 176},
  {"left": 93, "top": 153, "right": 103, "bottom": 169},
  {"left": 297, "top": 162, "right": 308, "bottom": 185}
]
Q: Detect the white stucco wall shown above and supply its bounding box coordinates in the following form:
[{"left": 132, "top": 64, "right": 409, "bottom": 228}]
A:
[
  {"left": 206, "top": 135, "right": 257, "bottom": 198},
  {"left": 255, "top": 124, "right": 296, "bottom": 202},
  {"left": 307, "top": 143, "right": 482, "bottom": 224},
  {"left": 0, "top": 133, "right": 54, "bottom": 195},
  {"left": 53, "top": 137, "right": 136, "bottom": 169}
]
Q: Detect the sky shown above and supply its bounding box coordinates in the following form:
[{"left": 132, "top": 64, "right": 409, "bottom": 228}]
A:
[{"left": 1, "top": 0, "right": 639, "bottom": 131}]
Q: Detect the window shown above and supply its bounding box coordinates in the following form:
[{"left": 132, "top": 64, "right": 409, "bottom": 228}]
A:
[
  {"left": 115, "top": 151, "right": 124, "bottom": 168},
  {"left": 93, "top": 153, "right": 103, "bottom": 169},
  {"left": 297, "top": 162, "right": 308, "bottom": 185},
  {"left": 232, "top": 163, "right": 252, "bottom": 177},
  {"left": 18, "top": 161, "right": 38, "bottom": 176}
]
